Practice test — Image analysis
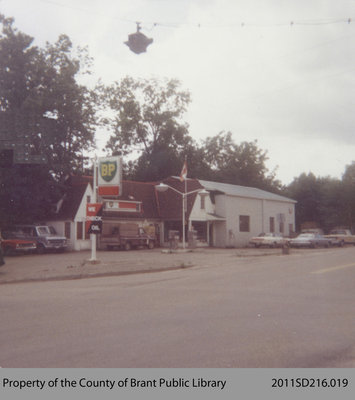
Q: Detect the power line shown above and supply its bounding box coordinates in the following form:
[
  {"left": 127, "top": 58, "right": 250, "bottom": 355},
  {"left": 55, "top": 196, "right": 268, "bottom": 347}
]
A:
[{"left": 36, "top": 0, "right": 354, "bottom": 30}]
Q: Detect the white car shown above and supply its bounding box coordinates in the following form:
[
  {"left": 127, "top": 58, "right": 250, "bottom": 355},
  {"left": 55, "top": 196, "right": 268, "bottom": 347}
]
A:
[
  {"left": 249, "top": 233, "right": 286, "bottom": 248},
  {"left": 289, "top": 233, "right": 331, "bottom": 248}
]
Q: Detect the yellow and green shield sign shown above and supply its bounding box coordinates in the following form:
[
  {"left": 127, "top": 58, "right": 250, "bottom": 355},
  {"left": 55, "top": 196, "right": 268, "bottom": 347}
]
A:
[{"left": 99, "top": 160, "right": 117, "bottom": 182}]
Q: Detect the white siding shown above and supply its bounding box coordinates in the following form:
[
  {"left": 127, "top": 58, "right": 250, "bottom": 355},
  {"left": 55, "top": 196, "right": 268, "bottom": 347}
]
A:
[{"left": 213, "top": 194, "right": 295, "bottom": 247}]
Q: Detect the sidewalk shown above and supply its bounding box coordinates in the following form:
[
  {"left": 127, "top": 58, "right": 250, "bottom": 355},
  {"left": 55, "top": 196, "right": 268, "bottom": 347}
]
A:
[{"left": 0, "top": 247, "right": 288, "bottom": 284}]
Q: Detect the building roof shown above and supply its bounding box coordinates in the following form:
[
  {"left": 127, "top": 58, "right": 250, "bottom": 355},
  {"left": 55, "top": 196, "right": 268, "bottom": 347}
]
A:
[
  {"left": 52, "top": 176, "right": 161, "bottom": 221},
  {"left": 52, "top": 176, "right": 92, "bottom": 220},
  {"left": 199, "top": 179, "right": 296, "bottom": 203},
  {"left": 50, "top": 175, "right": 295, "bottom": 222}
]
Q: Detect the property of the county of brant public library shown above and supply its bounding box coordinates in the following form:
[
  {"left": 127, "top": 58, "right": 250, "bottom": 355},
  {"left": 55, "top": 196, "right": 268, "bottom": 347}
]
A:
[{"left": 47, "top": 170, "right": 296, "bottom": 252}]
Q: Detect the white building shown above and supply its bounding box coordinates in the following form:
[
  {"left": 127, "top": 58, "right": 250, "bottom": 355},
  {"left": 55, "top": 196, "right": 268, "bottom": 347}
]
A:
[
  {"left": 47, "top": 176, "right": 94, "bottom": 251},
  {"left": 189, "top": 179, "right": 296, "bottom": 247}
]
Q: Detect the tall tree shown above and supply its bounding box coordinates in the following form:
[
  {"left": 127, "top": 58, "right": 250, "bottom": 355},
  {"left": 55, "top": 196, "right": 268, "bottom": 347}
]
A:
[
  {"left": 102, "top": 76, "right": 193, "bottom": 181},
  {"left": 200, "top": 131, "right": 281, "bottom": 191},
  {"left": 286, "top": 173, "right": 323, "bottom": 231},
  {"left": 0, "top": 15, "right": 96, "bottom": 177},
  {"left": 0, "top": 15, "right": 97, "bottom": 225}
]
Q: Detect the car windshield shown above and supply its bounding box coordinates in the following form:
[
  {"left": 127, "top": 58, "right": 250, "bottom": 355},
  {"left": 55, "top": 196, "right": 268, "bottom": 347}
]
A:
[{"left": 37, "top": 226, "right": 51, "bottom": 235}]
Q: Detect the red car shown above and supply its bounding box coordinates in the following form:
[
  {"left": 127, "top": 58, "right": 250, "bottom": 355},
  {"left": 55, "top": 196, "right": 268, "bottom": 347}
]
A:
[{"left": 1, "top": 237, "right": 37, "bottom": 256}]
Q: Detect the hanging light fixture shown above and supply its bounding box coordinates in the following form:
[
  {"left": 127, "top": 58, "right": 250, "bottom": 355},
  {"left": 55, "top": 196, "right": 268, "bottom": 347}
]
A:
[{"left": 124, "top": 22, "right": 153, "bottom": 54}]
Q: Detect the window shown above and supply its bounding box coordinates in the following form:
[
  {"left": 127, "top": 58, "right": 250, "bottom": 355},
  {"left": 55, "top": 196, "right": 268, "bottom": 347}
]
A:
[
  {"left": 200, "top": 195, "right": 205, "bottom": 210},
  {"left": 65, "top": 222, "right": 71, "bottom": 239},
  {"left": 86, "top": 195, "right": 91, "bottom": 204},
  {"left": 76, "top": 222, "right": 83, "bottom": 240},
  {"left": 269, "top": 217, "right": 275, "bottom": 233},
  {"left": 239, "top": 215, "right": 250, "bottom": 232}
]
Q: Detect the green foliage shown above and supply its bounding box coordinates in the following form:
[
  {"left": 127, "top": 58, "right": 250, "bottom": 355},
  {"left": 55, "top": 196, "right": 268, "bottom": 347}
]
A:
[
  {"left": 102, "top": 76, "right": 192, "bottom": 181},
  {"left": 0, "top": 165, "right": 61, "bottom": 226},
  {"left": 199, "top": 132, "right": 282, "bottom": 191},
  {"left": 102, "top": 78, "right": 281, "bottom": 190},
  {"left": 0, "top": 15, "right": 97, "bottom": 225},
  {"left": 285, "top": 169, "right": 355, "bottom": 233}
]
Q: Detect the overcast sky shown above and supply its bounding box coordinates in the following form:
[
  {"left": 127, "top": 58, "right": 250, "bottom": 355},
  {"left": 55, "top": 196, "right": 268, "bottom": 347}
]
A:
[{"left": 2, "top": 0, "right": 355, "bottom": 184}]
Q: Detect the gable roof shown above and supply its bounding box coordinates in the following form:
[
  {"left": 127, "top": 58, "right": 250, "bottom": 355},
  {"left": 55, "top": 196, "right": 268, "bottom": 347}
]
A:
[
  {"left": 52, "top": 176, "right": 92, "bottom": 220},
  {"left": 199, "top": 179, "right": 296, "bottom": 203}
]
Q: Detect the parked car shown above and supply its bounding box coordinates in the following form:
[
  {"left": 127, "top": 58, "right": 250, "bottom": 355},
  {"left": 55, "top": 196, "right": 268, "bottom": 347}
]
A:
[
  {"left": 249, "top": 232, "right": 286, "bottom": 248},
  {"left": 0, "top": 235, "right": 37, "bottom": 256},
  {"left": 6, "top": 225, "right": 67, "bottom": 254},
  {"left": 289, "top": 233, "right": 332, "bottom": 248},
  {"left": 324, "top": 229, "right": 355, "bottom": 246}
]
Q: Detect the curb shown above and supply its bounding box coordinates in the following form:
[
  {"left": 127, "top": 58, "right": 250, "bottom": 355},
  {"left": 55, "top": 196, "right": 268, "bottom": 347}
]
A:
[{"left": 0, "top": 264, "right": 195, "bottom": 285}]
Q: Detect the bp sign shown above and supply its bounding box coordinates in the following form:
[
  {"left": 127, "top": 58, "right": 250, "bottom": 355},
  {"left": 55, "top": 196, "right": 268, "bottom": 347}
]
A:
[
  {"left": 98, "top": 156, "right": 122, "bottom": 197},
  {"left": 99, "top": 160, "right": 117, "bottom": 182}
]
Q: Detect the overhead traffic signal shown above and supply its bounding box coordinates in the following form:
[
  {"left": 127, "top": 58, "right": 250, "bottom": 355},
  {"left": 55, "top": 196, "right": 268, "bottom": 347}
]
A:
[{"left": 125, "top": 23, "right": 153, "bottom": 54}]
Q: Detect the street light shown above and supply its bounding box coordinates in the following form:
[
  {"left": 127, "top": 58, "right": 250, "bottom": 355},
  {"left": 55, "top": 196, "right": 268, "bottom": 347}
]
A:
[{"left": 155, "top": 183, "right": 209, "bottom": 249}]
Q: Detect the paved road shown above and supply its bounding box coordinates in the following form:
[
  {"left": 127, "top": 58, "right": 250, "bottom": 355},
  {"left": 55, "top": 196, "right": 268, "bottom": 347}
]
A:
[{"left": 1, "top": 247, "right": 354, "bottom": 367}]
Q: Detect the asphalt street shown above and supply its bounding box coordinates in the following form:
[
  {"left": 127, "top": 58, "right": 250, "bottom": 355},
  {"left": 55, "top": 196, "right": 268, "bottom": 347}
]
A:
[{"left": 0, "top": 247, "right": 354, "bottom": 367}]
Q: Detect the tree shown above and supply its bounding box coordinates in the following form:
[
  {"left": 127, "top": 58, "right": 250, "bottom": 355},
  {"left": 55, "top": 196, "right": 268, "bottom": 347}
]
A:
[
  {"left": 0, "top": 15, "right": 97, "bottom": 225},
  {"left": 199, "top": 131, "right": 282, "bottom": 190},
  {"left": 0, "top": 15, "right": 96, "bottom": 177},
  {"left": 285, "top": 172, "right": 347, "bottom": 232},
  {"left": 286, "top": 173, "right": 322, "bottom": 231},
  {"left": 342, "top": 161, "right": 355, "bottom": 231},
  {"left": 102, "top": 76, "right": 193, "bottom": 181}
]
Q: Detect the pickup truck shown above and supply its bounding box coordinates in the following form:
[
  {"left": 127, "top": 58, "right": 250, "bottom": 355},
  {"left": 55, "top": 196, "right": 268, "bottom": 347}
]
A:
[
  {"left": 7, "top": 224, "right": 67, "bottom": 253},
  {"left": 100, "top": 223, "right": 156, "bottom": 251},
  {"left": 324, "top": 229, "right": 355, "bottom": 246},
  {"left": 1, "top": 236, "right": 37, "bottom": 255}
]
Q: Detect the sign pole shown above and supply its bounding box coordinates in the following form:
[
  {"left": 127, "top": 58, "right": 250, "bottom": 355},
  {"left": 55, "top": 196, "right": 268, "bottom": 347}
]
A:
[{"left": 90, "top": 158, "right": 98, "bottom": 262}]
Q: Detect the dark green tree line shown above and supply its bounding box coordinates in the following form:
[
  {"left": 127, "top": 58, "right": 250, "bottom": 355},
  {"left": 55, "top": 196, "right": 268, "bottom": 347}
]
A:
[{"left": 284, "top": 164, "right": 355, "bottom": 233}]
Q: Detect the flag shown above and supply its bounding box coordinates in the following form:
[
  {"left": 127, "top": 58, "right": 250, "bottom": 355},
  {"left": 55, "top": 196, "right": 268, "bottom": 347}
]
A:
[{"left": 179, "top": 160, "right": 187, "bottom": 182}]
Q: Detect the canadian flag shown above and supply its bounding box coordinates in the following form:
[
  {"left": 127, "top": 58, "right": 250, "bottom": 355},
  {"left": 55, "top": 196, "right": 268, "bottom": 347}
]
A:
[{"left": 179, "top": 160, "right": 187, "bottom": 182}]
